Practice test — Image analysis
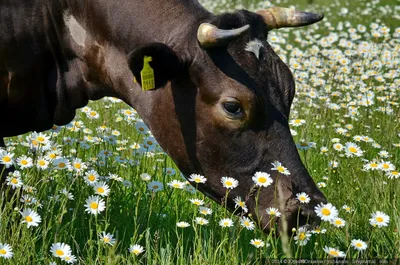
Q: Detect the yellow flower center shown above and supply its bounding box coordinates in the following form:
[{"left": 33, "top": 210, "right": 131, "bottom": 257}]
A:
[
  {"left": 88, "top": 175, "right": 95, "bottom": 181},
  {"left": 2, "top": 157, "right": 11, "bottom": 163},
  {"left": 329, "top": 250, "right": 339, "bottom": 256},
  {"left": 299, "top": 196, "right": 306, "bottom": 201},
  {"left": 39, "top": 160, "right": 46, "bottom": 166},
  {"left": 335, "top": 220, "right": 342, "bottom": 225},
  {"left": 277, "top": 166, "right": 285, "bottom": 173},
  {"left": 49, "top": 153, "right": 56, "bottom": 159},
  {"left": 355, "top": 243, "right": 362, "bottom": 248},
  {"left": 58, "top": 163, "right": 66, "bottom": 168},
  {"left": 244, "top": 221, "right": 250, "bottom": 226},
  {"left": 239, "top": 202, "right": 245, "bottom": 207},
  {"left": 392, "top": 171, "right": 399, "bottom": 175},
  {"left": 299, "top": 233, "right": 306, "bottom": 240},
  {"left": 103, "top": 237, "right": 110, "bottom": 243},
  {"left": 223, "top": 222, "right": 229, "bottom": 226},
  {"left": 254, "top": 241, "right": 261, "bottom": 245},
  {"left": 371, "top": 163, "right": 378, "bottom": 168},
  {"left": 31, "top": 140, "right": 38, "bottom": 146},
  {"left": 37, "top": 136, "right": 45, "bottom": 143},
  {"left": 321, "top": 208, "right": 331, "bottom": 216},
  {"left": 376, "top": 216, "right": 384, "bottom": 223},
  {"left": 74, "top": 163, "right": 81, "bottom": 169},
  {"left": 133, "top": 249, "right": 140, "bottom": 254},
  {"left": 0, "top": 249, "right": 7, "bottom": 255},
  {"left": 25, "top": 216, "right": 33, "bottom": 222},
  {"left": 348, "top": 147, "right": 357, "bottom": 153},
  {"left": 382, "top": 164, "right": 389, "bottom": 169},
  {"left": 152, "top": 185, "right": 159, "bottom": 189},
  {"left": 139, "top": 128, "right": 144, "bottom": 131},
  {"left": 97, "top": 187, "right": 105, "bottom": 193},
  {"left": 173, "top": 184, "right": 180, "bottom": 188},
  {"left": 11, "top": 178, "right": 18, "bottom": 184},
  {"left": 225, "top": 181, "right": 233, "bottom": 186},
  {"left": 194, "top": 178, "right": 201, "bottom": 183},
  {"left": 56, "top": 249, "right": 64, "bottom": 256},
  {"left": 90, "top": 202, "right": 98, "bottom": 209},
  {"left": 90, "top": 111, "right": 97, "bottom": 116},
  {"left": 21, "top": 160, "right": 28, "bottom": 165},
  {"left": 258, "top": 177, "right": 267, "bottom": 183}
]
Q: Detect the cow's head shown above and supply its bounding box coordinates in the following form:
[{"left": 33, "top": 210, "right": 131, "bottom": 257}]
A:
[{"left": 127, "top": 7, "right": 326, "bottom": 233}]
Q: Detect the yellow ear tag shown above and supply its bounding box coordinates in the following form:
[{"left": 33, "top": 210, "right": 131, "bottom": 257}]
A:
[{"left": 140, "top": 56, "right": 155, "bottom": 91}]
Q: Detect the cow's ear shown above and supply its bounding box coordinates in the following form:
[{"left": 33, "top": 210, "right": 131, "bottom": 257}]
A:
[{"left": 128, "top": 43, "right": 182, "bottom": 90}]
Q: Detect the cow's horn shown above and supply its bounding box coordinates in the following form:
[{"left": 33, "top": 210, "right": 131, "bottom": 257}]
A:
[
  {"left": 256, "top": 7, "right": 324, "bottom": 30},
  {"left": 197, "top": 23, "right": 250, "bottom": 48}
]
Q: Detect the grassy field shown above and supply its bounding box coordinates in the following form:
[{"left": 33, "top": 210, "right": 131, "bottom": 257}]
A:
[{"left": 0, "top": 0, "right": 399, "bottom": 264}]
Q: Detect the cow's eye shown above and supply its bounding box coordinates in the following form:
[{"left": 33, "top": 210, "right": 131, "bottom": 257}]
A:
[{"left": 223, "top": 101, "right": 243, "bottom": 116}]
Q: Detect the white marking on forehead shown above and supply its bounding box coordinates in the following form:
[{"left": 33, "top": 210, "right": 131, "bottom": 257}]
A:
[
  {"left": 245, "top": 39, "right": 264, "bottom": 60},
  {"left": 63, "top": 12, "right": 86, "bottom": 47}
]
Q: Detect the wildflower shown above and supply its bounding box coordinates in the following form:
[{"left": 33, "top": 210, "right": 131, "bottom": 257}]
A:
[
  {"left": 164, "top": 167, "right": 176, "bottom": 176},
  {"left": 108, "top": 173, "right": 124, "bottom": 182},
  {"left": 93, "top": 182, "right": 110, "bottom": 197},
  {"left": 221, "top": 177, "right": 239, "bottom": 189},
  {"left": 331, "top": 217, "right": 346, "bottom": 228},
  {"left": 386, "top": 170, "right": 399, "bottom": 179},
  {"left": 167, "top": 180, "right": 186, "bottom": 189},
  {"left": 199, "top": 206, "right": 212, "bottom": 216},
  {"left": 271, "top": 161, "right": 290, "bottom": 175},
  {"left": 296, "top": 192, "right": 311, "bottom": 204},
  {"left": 84, "top": 170, "right": 99, "bottom": 185},
  {"left": 84, "top": 195, "right": 106, "bottom": 215},
  {"left": 342, "top": 205, "right": 353, "bottom": 213},
  {"left": 195, "top": 217, "right": 209, "bottom": 225},
  {"left": 252, "top": 172, "right": 273, "bottom": 187},
  {"left": 189, "top": 198, "right": 204, "bottom": 206},
  {"left": 311, "top": 227, "right": 327, "bottom": 234},
  {"left": 240, "top": 217, "right": 255, "bottom": 230},
  {"left": 363, "top": 160, "right": 379, "bottom": 171},
  {"left": 333, "top": 143, "right": 344, "bottom": 151},
  {"left": 289, "top": 119, "right": 306, "bottom": 126},
  {"left": 369, "top": 211, "right": 390, "bottom": 227},
  {"left": 16, "top": 156, "right": 33, "bottom": 169},
  {"left": 70, "top": 158, "right": 87, "bottom": 174},
  {"left": 50, "top": 243, "right": 72, "bottom": 258},
  {"left": 378, "top": 161, "right": 395, "bottom": 172},
  {"left": 234, "top": 196, "right": 248, "bottom": 212},
  {"left": 6, "top": 174, "right": 23, "bottom": 189},
  {"left": 0, "top": 243, "right": 13, "bottom": 259},
  {"left": 323, "top": 246, "right": 345, "bottom": 258},
  {"left": 147, "top": 181, "right": 164, "bottom": 192},
  {"left": 294, "top": 227, "right": 312, "bottom": 246},
  {"left": 351, "top": 239, "right": 367, "bottom": 251},
  {"left": 0, "top": 151, "right": 14, "bottom": 168},
  {"left": 20, "top": 208, "right": 41, "bottom": 228},
  {"left": 176, "top": 221, "right": 190, "bottom": 228},
  {"left": 36, "top": 157, "right": 50, "bottom": 170},
  {"left": 129, "top": 244, "right": 144, "bottom": 256},
  {"left": 250, "top": 239, "right": 265, "bottom": 248},
  {"left": 62, "top": 255, "right": 77, "bottom": 264},
  {"left": 219, "top": 218, "right": 233, "bottom": 228},
  {"left": 188, "top": 174, "right": 207, "bottom": 184},
  {"left": 344, "top": 142, "right": 363, "bottom": 157},
  {"left": 315, "top": 203, "right": 338, "bottom": 221},
  {"left": 266, "top": 207, "right": 281, "bottom": 217},
  {"left": 140, "top": 173, "right": 152, "bottom": 181}
]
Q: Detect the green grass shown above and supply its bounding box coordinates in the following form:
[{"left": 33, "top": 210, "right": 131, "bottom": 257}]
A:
[{"left": 0, "top": 0, "right": 399, "bottom": 264}]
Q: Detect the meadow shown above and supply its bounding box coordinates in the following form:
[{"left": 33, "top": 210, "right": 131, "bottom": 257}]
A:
[{"left": 0, "top": 0, "right": 399, "bottom": 264}]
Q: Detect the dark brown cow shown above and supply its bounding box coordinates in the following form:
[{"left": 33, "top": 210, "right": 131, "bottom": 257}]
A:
[{"left": 0, "top": 0, "right": 326, "bottom": 232}]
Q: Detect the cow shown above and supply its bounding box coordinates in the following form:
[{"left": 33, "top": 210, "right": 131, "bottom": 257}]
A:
[{"left": 0, "top": 0, "right": 327, "bottom": 233}]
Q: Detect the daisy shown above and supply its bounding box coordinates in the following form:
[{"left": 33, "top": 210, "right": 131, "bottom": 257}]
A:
[
  {"left": 378, "top": 161, "right": 395, "bottom": 172},
  {"left": 289, "top": 119, "right": 306, "bottom": 127},
  {"left": 234, "top": 196, "right": 248, "bottom": 212},
  {"left": 53, "top": 158, "right": 70, "bottom": 170},
  {"left": 176, "top": 221, "right": 190, "bottom": 228},
  {"left": 369, "top": 211, "right": 390, "bottom": 227},
  {"left": 386, "top": 170, "right": 399, "bottom": 179},
  {"left": 36, "top": 157, "right": 50, "bottom": 170},
  {"left": 351, "top": 239, "right": 367, "bottom": 251},
  {"left": 296, "top": 192, "right": 311, "bottom": 204},
  {"left": 0, "top": 151, "right": 14, "bottom": 168},
  {"left": 84, "top": 170, "right": 99, "bottom": 185},
  {"left": 342, "top": 205, "right": 353, "bottom": 213},
  {"left": 195, "top": 217, "right": 209, "bottom": 225},
  {"left": 323, "top": 246, "right": 345, "bottom": 258},
  {"left": 240, "top": 217, "right": 255, "bottom": 230},
  {"left": 16, "top": 156, "right": 33, "bottom": 169},
  {"left": 250, "top": 239, "right": 265, "bottom": 248},
  {"left": 70, "top": 158, "right": 87, "bottom": 174},
  {"left": 50, "top": 243, "right": 72, "bottom": 258},
  {"left": 147, "top": 181, "right": 164, "bottom": 192},
  {"left": 198, "top": 206, "right": 212, "bottom": 216},
  {"left": 294, "top": 227, "right": 312, "bottom": 246},
  {"left": 99, "top": 232, "right": 116, "bottom": 246},
  {"left": 363, "top": 160, "right": 380, "bottom": 171},
  {"left": 164, "top": 168, "right": 176, "bottom": 176},
  {"left": 271, "top": 161, "right": 291, "bottom": 176},
  {"left": 6, "top": 174, "right": 23, "bottom": 189},
  {"left": 331, "top": 217, "right": 346, "bottom": 228},
  {"left": 129, "top": 244, "right": 144, "bottom": 256},
  {"left": 221, "top": 177, "right": 239, "bottom": 189},
  {"left": 84, "top": 195, "right": 106, "bottom": 215},
  {"left": 332, "top": 143, "right": 344, "bottom": 151},
  {"left": 62, "top": 254, "right": 77, "bottom": 264},
  {"left": 93, "top": 182, "right": 110, "bottom": 197},
  {"left": 311, "top": 227, "right": 327, "bottom": 234},
  {"left": 167, "top": 180, "right": 186, "bottom": 189},
  {"left": 20, "top": 208, "right": 41, "bottom": 228},
  {"left": 266, "top": 207, "right": 281, "bottom": 218},
  {"left": 315, "top": 203, "right": 338, "bottom": 221},
  {"left": 60, "top": 188, "right": 74, "bottom": 200},
  {"left": 252, "top": 172, "right": 273, "bottom": 187},
  {"left": 188, "top": 174, "right": 207, "bottom": 184},
  {"left": 344, "top": 142, "right": 364, "bottom": 157},
  {"left": 189, "top": 198, "right": 204, "bottom": 206},
  {"left": 140, "top": 173, "right": 152, "bottom": 181},
  {"left": 219, "top": 218, "right": 233, "bottom": 228},
  {"left": 108, "top": 173, "right": 124, "bottom": 182},
  {"left": 0, "top": 243, "right": 13, "bottom": 259}
]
